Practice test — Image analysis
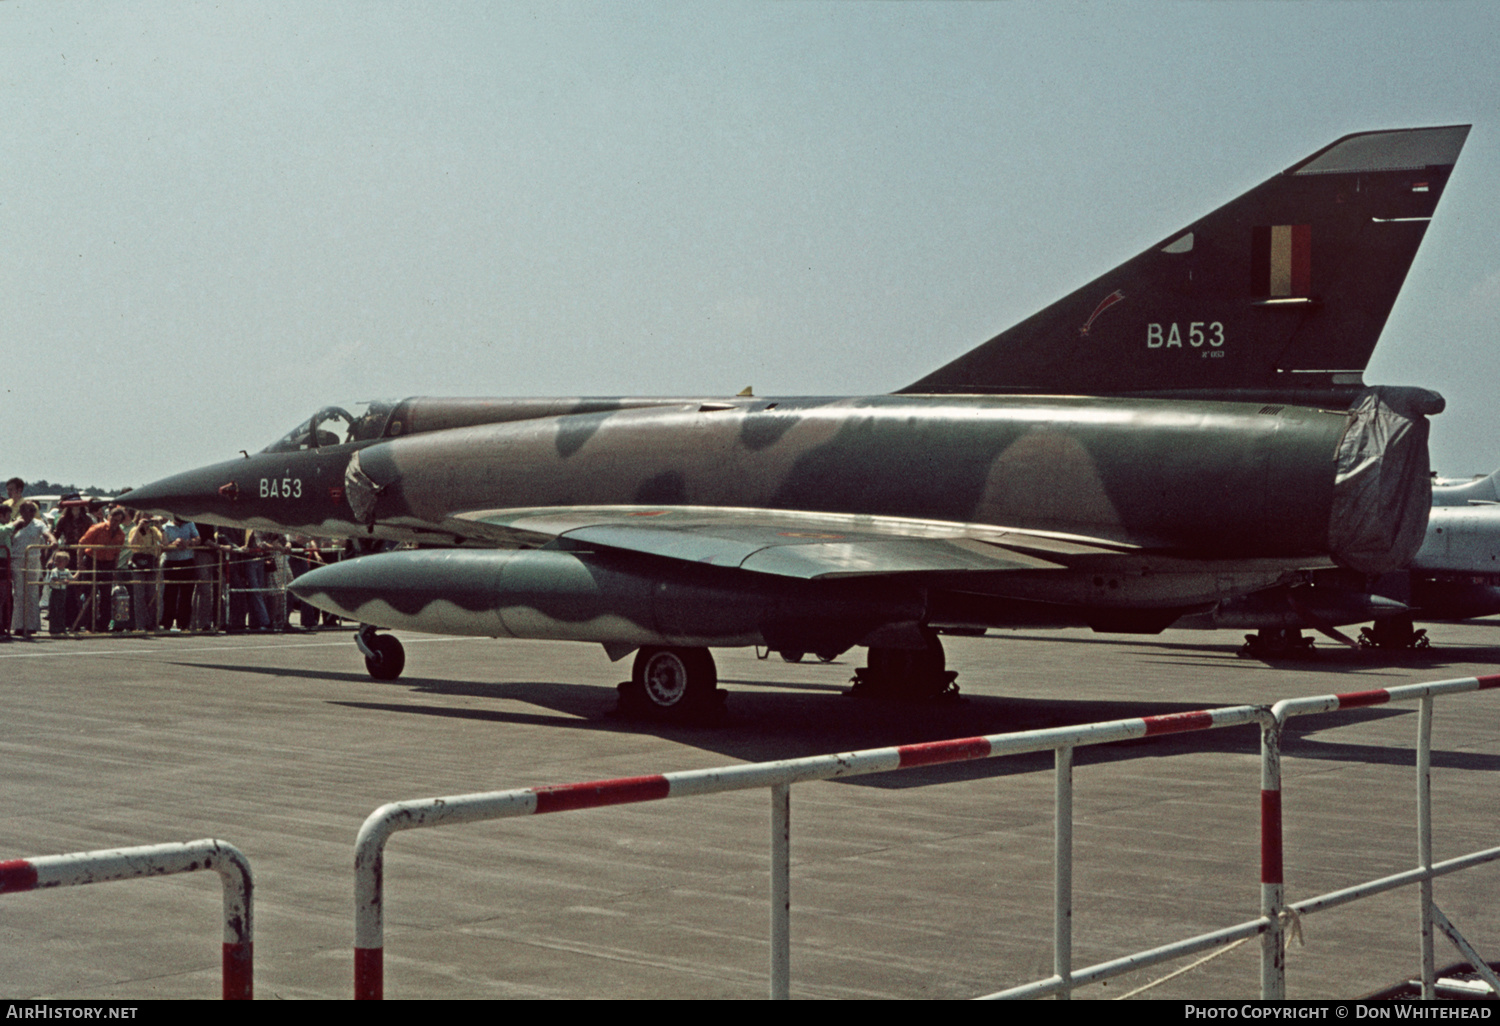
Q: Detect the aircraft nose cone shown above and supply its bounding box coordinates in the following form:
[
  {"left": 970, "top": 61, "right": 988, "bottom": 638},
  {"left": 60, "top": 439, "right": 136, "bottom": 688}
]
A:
[
  {"left": 127, "top": 462, "right": 247, "bottom": 520},
  {"left": 125, "top": 471, "right": 199, "bottom": 512}
]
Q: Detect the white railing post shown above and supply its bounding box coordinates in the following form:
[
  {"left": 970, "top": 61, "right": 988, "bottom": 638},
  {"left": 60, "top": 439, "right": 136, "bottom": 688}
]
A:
[
  {"left": 1054, "top": 745, "right": 1073, "bottom": 999},
  {"left": 770, "top": 782, "right": 791, "bottom": 1000},
  {"left": 1260, "top": 718, "right": 1286, "bottom": 1000},
  {"left": 1417, "top": 694, "right": 1435, "bottom": 1000}
]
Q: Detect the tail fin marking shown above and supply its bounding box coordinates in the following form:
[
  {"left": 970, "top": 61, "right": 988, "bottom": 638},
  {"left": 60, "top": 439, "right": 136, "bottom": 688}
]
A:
[{"left": 901, "top": 125, "right": 1471, "bottom": 402}]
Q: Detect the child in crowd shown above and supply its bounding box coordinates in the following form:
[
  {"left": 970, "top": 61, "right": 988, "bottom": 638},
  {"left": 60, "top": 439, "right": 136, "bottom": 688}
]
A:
[{"left": 45, "top": 551, "right": 75, "bottom": 635}]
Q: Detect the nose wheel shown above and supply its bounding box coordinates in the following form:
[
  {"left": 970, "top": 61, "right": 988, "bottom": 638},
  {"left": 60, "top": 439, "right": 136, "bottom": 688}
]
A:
[{"left": 356, "top": 625, "right": 406, "bottom": 680}]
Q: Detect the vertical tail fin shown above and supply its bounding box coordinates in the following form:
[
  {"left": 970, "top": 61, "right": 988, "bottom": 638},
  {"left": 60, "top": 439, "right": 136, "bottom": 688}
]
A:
[
  {"left": 1432, "top": 467, "right": 1500, "bottom": 507},
  {"left": 901, "top": 126, "right": 1470, "bottom": 402}
]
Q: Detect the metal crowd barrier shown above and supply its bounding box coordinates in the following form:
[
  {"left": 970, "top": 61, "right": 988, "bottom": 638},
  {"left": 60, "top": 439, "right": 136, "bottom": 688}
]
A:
[
  {"left": 0, "top": 839, "right": 253, "bottom": 999},
  {"left": 20, "top": 542, "right": 338, "bottom": 634},
  {"left": 351, "top": 677, "right": 1500, "bottom": 1000}
]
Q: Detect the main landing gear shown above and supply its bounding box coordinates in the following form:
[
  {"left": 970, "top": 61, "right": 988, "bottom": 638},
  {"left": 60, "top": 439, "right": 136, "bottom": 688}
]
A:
[
  {"left": 778, "top": 650, "right": 838, "bottom": 664},
  {"left": 1359, "top": 614, "right": 1431, "bottom": 650},
  {"left": 357, "top": 625, "right": 406, "bottom": 680},
  {"left": 618, "top": 645, "right": 725, "bottom": 720},
  {"left": 1237, "top": 628, "right": 1316, "bottom": 660},
  {"left": 851, "top": 628, "right": 958, "bottom": 700}
]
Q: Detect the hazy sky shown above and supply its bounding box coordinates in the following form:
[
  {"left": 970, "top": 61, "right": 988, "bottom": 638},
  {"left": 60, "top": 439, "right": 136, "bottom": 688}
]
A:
[{"left": 5, "top": 1, "right": 1499, "bottom": 489}]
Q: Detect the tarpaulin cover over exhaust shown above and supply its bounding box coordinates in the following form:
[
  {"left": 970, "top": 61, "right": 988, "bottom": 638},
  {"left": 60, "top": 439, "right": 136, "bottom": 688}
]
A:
[{"left": 1328, "top": 387, "right": 1442, "bottom": 574}]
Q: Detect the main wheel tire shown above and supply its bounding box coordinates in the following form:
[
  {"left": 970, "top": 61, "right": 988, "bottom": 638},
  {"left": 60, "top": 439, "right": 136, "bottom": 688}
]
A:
[
  {"left": 780, "top": 650, "right": 805, "bottom": 663},
  {"left": 632, "top": 646, "right": 716, "bottom": 713},
  {"left": 364, "top": 634, "right": 406, "bottom": 680}
]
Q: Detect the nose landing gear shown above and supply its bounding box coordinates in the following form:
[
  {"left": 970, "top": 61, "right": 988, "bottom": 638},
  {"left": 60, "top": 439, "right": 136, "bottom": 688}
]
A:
[{"left": 356, "top": 624, "right": 406, "bottom": 680}]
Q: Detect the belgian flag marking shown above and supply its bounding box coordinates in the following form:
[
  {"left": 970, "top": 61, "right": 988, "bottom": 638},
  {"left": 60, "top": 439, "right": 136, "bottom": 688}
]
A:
[{"left": 1251, "top": 225, "right": 1311, "bottom": 297}]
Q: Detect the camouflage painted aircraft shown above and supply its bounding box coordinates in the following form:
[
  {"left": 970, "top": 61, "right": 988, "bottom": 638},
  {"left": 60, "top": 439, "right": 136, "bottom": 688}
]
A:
[{"left": 126, "top": 125, "right": 1469, "bottom": 716}]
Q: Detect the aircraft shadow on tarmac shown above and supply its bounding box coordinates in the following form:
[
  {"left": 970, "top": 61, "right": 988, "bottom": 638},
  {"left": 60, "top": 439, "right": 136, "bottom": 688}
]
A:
[
  {"left": 176, "top": 661, "right": 1500, "bottom": 791},
  {"left": 976, "top": 632, "right": 1500, "bottom": 676}
]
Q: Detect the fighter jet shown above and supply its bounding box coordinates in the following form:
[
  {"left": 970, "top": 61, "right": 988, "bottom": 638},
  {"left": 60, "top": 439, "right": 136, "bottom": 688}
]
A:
[
  {"left": 1419, "top": 467, "right": 1500, "bottom": 621},
  {"left": 126, "top": 126, "right": 1469, "bottom": 716},
  {"left": 1360, "top": 475, "right": 1500, "bottom": 648},
  {"left": 1432, "top": 467, "right": 1500, "bottom": 507}
]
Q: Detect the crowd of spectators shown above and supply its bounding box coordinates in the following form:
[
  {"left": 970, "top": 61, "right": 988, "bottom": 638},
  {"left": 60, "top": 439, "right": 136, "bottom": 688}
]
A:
[{"left": 0, "top": 477, "right": 348, "bottom": 640}]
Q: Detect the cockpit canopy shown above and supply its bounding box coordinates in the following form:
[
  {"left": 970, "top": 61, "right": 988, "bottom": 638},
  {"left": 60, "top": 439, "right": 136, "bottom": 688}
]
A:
[
  {"left": 264, "top": 400, "right": 399, "bottom": 453},
  {"left": 261, "top": 396, "right": 725, "bottom": 455}
]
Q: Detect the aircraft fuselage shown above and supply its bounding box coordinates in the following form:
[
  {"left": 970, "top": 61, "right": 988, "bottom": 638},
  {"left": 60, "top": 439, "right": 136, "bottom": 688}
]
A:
[
  {"left": 134, "top": 394, "right": 1348, "bottom": 555},
  {"left": 126, "top": 391, "right": 1431, "bottom": 630}
]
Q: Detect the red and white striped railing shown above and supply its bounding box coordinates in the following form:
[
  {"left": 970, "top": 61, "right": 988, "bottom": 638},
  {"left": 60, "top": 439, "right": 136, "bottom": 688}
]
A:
[
  {"left": 0, "top": 839, "right": 253, "bottom": 1000},
  {"left": 352, "top": 705, "right": 1271, "bottom": 999},
  {"left": 354, "top": 673, "right": 1500, "bottom": 1001},
  {"left": 1259, "top": 674, "right": 1500, "bottom": 1000},
  {"left": 10, "top": 676, "right": 1496, "bottom": 1000},
  {"left": 993, "top": 672, "right": 1500, "bottom": 1000}
]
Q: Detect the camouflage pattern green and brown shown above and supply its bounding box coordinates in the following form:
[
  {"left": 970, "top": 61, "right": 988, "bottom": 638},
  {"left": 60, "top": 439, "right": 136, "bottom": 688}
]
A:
[{"left": 125, "top": 126, "right": 1469, "bottom": 710}]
